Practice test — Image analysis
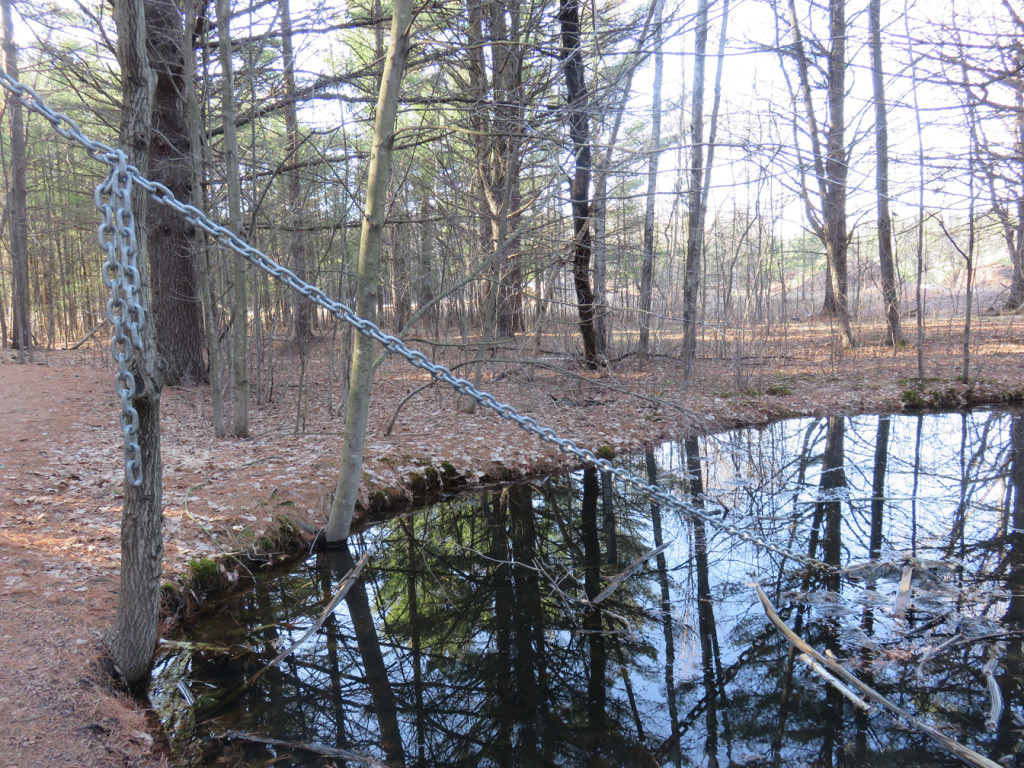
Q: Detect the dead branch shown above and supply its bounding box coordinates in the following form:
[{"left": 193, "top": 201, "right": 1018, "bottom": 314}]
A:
[
  {"left": 982, "top": 656, "right": 1002, "bottom": 732},
  {"left": 248, "top": 551, "right": 368, "bottom": 685},
  {"left": 798, "top": 652, "right": 872, "bottom": 712},
  {"left": 66, "top": 318, "right": 108, "bottom": 350},
  {"left": 592, "top": 541, "right": 671, "bottom": 604}
]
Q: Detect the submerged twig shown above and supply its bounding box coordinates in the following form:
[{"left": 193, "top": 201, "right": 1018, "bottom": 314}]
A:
[
  {"left": 799, "top": 653, "right": 872, "bottom": 712},
  {"left": 893, "top": 565, "right": 914, "bottom": 614},
  {"left": 753, "top": 584, "right": 1002, "bottom": 768},
  {"left": 982, "top": 656, "right": 1002, "bottom": 732},
  {"left": 248, "top": 551, "right": 369, "bottom": 685},
  {"left": 220, "top": 729, "right": 388, "bottom": 767},
  {"left": 592, "top": 541, "right": 672, "bottom": 604}
]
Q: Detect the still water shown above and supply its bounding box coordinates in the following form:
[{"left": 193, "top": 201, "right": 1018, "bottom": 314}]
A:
[{"left": 155, "top": 409, "right": 1024, "bottom": 767}]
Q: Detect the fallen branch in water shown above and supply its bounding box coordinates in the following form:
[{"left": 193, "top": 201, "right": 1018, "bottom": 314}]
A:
[
  {"left": 982, "top": 656, "right": 1002, "bottom": 732},
  {"left": 798, "top": 653, "right": 872, "bottom": 712},
  {"left": 220, "top": 729, "right": 387, "bottom": 767},
  {"left": 753, "top": 584, "right": 1002, "bottom": 768},
  {"left": 592, "top": 541, "right": 671, "bottom": 604},
  {"left": 248, "top": 551, "right": 369, "bottom": 685}
]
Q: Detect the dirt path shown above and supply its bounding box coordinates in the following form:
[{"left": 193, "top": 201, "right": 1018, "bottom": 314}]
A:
[
  {"left": 0, "top": 362, "right": 158, "bottom": 768},
  {"left": 0, "top": 320, "right": 1021, "bottom": 766}
]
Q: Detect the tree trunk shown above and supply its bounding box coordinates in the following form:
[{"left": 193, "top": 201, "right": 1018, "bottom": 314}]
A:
[
  {"left": 183, "top": 0, "right": 224, "bottom": 436},
  {"left": 786, "top": 0, "right": 855, "bottom": 349},
  {"left": 325, "top": 0, "right": 414, "bottom": 543},
  {"left": 638, "top": 0, "right": 664, "bottom": 355},
  {"left": 216, "top": 0, "right": 249, "bottom": 437},
  {"left": 1003, "top": 91, "right": 1024, "bottom": 311},
  {"left": 822, "top": 0, "right": 855, "bottom": 348},
  {"left": 869, "top": 0, "right": 903, "bottom": 346},
  {"left": 559, "top": 0, "right": 599, "bottom": 368},
  {"left": 145, "top": 0, "right": 207, "bottom": 385},
  {"left": 104, "top": 0, "right": 165, "bottom": 691},
  {"left": 2, "top": 0, "right": 30, "bottom": 361},
  {"left": 590, "top": 0, "right": 659, "bottom": 358},
  {"left": 681, "top": 0, "right": 708, "bottom": 369},
  {"left": 281, "top": 0, "right": 313, "bottom": 343}
]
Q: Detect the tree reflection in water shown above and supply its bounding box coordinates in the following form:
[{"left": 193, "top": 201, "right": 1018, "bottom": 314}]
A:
[{"left": 157, "top": 408, "right": 1024, "bottom": 768}]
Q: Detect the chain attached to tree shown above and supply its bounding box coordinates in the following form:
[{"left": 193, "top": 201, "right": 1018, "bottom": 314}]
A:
[
  {"left": 96, "top": 151, "right": 145, "bottom": 488},
  {"left": 0, "top": 69, "right": 833, "bottom": 571}
]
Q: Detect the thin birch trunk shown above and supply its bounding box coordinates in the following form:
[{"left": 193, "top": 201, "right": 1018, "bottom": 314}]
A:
[{"left": 326, "top": 0, "right": 414, "bottom": 542}]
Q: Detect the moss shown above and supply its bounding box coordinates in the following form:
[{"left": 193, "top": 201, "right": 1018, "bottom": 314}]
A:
[
  {"left": 160, "top": 582, "right": 182, "bottom": 613},
  {"left": 440, "top": 461, "right": 458, "bottom": 478},
  {"left": 276, "top": 515, "right": 299, "bottom": 538},
  {"left": 764, "top": 384, "right": 793, "bottom": 396},
  {"left": 423, "top": 465, "right": 440, "bottom": 486},
  {"left": 186, "top": 557, "right": 220, "bottom": 588},
  {"left": 596, "top": 445, "right": 616, "bottom": 461},
  {"left": 407, "top": 472, "right": 428, "bottom": 493},
  {"left": 367, "top": 489, "right": 392, "bottom": 514},
  {"left": 901, "top": 387, "right": 926, "bottom": 408}
]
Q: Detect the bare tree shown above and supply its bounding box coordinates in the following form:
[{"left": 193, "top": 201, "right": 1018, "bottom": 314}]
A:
[
  {"left": 868, "top": 0, "right": 903, "bottom": 346},
  {"left": 326, "top": 0, "right": 415, "bottom": 543},
  {"left": 680, "top": 0, "right": 709, "bottom": 368},
  {"left": 559, "top": 0, "right": 600, "bottom": 367},
  {"left": 782, "top": 0, "right": 856, "bottom": 348}
]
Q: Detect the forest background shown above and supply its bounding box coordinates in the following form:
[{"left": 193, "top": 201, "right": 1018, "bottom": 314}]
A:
[
  {"left": 2, "top": 0, "right": 1023, "bottom": 383},
  {"left": 0, "top": 0, "right": 1023, "bottom": 760}
]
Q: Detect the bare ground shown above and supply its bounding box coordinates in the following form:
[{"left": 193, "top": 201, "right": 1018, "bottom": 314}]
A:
[{"left": 0, "top": 316, "right": 1022, "bottom": 767}]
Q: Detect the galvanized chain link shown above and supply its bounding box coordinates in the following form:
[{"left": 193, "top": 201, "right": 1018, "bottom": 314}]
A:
[
  {"left": 96, "top": 152, "right": 145, "bottom": 488},
  {"left": 0, "top": 70, "right": 832, "bottom": 571}
]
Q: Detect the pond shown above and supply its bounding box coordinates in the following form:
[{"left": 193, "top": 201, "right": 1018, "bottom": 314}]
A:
[{"left": 154, "top": 408, "right": 1024, "bottom": 768}]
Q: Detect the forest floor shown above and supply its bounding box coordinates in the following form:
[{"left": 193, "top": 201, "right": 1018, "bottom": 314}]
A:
[{"left": 0, "top": 315, "right": 1022, "bottom": 767}]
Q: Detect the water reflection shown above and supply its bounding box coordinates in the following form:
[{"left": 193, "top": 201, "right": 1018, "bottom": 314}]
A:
[{"left": 157, "top": 409, "right": 1024, "bottom": 767}]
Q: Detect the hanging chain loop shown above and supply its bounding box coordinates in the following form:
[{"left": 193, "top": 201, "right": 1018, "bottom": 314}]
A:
[
  {"left": 96, "top": 151, "right": 144, "bottom": 488},
  {"left": 0, "top": 70, "right": 832, "bottom": 571}
]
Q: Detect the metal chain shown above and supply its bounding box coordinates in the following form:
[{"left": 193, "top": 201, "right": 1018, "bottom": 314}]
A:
[
  {"left": 96, "top": 152, "right": 145, "bottom": 488},
  {"left": 0, "top": 71, "right": 832, "bottom": 571}
]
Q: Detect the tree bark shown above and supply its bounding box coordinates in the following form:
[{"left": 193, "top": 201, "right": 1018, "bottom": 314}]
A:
[
  {"left": 145, "top": 0, "right": 207, "bottom": 385},
  {"left": 2, "top": 0, "right": 30, "bottom": 361},
  {"left": 325, "top": 0, "right": 414, "bottom": 542},
  {"left": 638, "top": 0, "right": 664, "bottom": 355},
  {"left": 216, "top": 0, "right": 249, "bottom": 437},
  {"left": 680, "top": 0, "right": 708, "bottom": 368},
  {"left": 281, "top": 0, "right": 313, "bottom": 344},
  {"left": 822, "top": 0, "right": 855, "bottom": 348},
  {"left": 559, "top": 0, "right": 599, "bottom": 368},
  {"left": 104, "top": 0, "right": 165, "bottom": 691},
  {"left": 785, "top": 0, "right": 855, "bottom": 349},
  {"left": 869, "top": 0, "right": 903, "bottom": 346}
]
